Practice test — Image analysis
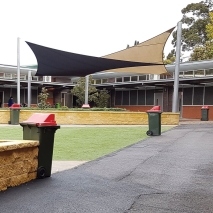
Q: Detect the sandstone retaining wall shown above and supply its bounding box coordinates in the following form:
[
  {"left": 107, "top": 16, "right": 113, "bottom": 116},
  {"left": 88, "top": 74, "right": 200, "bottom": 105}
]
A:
[
  {"left": 0, "top": 110, "right": 180, "bottom": 125},
  {"left": 0, "top": 140, "right": 39, "bottom": 191}
]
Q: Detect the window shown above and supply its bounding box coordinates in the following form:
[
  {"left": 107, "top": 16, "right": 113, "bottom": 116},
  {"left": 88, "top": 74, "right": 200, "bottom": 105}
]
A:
[
  {"left": 194, "top": 70, "right": 204, "bottom": 77},
  {"left": 102, "top": 79, "right": 108, "bottom": 83},
  {"left": 138, "top": 90, "right": 145, "bottom": 105},
  {"left": 122, "top": 91, "right": 129, "bottom": 105},
  {"left": 130, "top": 90, "right": 137, "bottom": 105},
  {"left": 107, "top": 78, "right": 115, "bottom": 83},
  {"left": 139, "top": 75, "right": 146, "bottom": 81},
  {"left": 32, "top": 76, "right": 39, "bottom": 81},
  {"left": 193, "top": 87, "right": 203, "bottom": 105},
  {"left": 116, "top": 77, "right": 122, "bottom": 82},
  {"left": 184, "top": 71, "right": 194, "bottom": 78},
  {"left": 95, "top": 79, "right": 101, "bottom": 84},
  {"left": 131, "top": 76, "right": 138, "bottom": 81},
  {"left": 124, "top": 77, "right": 130, "bottom": 82},
  {"left": 4, "top": 73, "right": 12, "bottom": 79},
  {"left": 204, "top": 87, "right": 213, "bottom": 105},
  {"left": 183, "top": 88, "right": 193, "bottom": 105},
  {"left": 206, "top": 69, "right": 213, "bottom": 76},
  {"left": 146, "top": 90, "right": 154, "bottom": 105},
  {"left": 115, "top": 91, "right": 122, "bottom": 105},
  {"left": 179, "top": 72, "right": 184, "bottom": 78}
]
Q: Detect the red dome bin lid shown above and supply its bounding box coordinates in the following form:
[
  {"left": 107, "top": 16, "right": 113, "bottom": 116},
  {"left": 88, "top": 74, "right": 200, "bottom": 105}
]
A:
[
  {"left": 147, "top": 105, "right": 161, "bottom": 112},
  {"left": 201, "top": 106, "right": 209, "bottom": 109},
  {"left": 21, "top": 113, "right": 57, "bottom": 126},
  {"left": 10, "top": 104, "right": 21, "bottom": 109}
]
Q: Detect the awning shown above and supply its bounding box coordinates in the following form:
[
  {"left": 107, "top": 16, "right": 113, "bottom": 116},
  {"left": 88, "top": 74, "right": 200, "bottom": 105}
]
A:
[{"left": 26, "top": 27, "right": 174, "bottom": 77}]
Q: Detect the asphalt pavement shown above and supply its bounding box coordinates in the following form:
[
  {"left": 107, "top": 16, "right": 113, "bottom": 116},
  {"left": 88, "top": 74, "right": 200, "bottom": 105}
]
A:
[{"left": 1, "top": 122, "right": 213, "bottom": 212}]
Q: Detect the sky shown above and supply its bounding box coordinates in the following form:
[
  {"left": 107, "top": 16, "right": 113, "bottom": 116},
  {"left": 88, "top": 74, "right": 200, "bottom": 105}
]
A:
[{"left": 0, "top": 0, "right": 201, "bottom": 66}]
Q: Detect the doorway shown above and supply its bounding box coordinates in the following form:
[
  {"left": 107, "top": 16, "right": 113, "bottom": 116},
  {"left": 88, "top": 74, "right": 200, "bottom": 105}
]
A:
[
  {"left": 154, "top": 92, "right": 163, "bottom": 111},
  {"left": 61, "top": 92, "right": 67, "bottom": 106}
]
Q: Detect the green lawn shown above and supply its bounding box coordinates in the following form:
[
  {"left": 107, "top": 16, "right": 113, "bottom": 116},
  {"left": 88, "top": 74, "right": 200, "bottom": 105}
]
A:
[{"left": 0, "top": 126, "right": 174, "bottom": 161}]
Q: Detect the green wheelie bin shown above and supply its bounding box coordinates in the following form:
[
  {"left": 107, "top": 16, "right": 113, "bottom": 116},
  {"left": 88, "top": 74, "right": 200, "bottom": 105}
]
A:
[
  {"left": 146, "top": 106, "right": 162, "bottom": 136},
  {"left": 9, "top": 104, "right": 21, "bottom": 125},
  {"left": 20, "top": 113, "right": 60, "bottom": 178},
  {"left": 201, "top": 106, "right": 209, "bottom": 121},
  {"left": 55, "top": 103, "right": 61, "bottom": 108}
]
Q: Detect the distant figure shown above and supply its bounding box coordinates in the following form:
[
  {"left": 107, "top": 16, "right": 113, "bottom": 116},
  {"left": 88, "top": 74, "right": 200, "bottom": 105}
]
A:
[{"left": 8, "top": 96, "right": 14, "bottom": 107}]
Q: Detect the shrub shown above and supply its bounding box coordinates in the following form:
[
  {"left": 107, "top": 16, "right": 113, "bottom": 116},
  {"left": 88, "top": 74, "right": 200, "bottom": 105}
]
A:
[
  {"left": 37, "top": 87, "right": 51, "bottom": 109},
  {"left": 19, "top": 107, "right": 127, "bottom": 111}
]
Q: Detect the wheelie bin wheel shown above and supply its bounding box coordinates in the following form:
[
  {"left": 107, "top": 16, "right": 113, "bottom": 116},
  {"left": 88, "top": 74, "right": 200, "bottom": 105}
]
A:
[
  {"left": 37, "top": 166, "right": 46, "bottom": 179},
  {"left": 146, "top": 130, "right": 153, "bottom": 136}
]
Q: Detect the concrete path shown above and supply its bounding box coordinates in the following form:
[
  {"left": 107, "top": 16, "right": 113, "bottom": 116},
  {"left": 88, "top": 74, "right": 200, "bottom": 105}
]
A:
[
  {"left": 1, "top": 122, "right": 213, "bottom": 212},
  {"left": 52, "top": 161, "right": 87, "bottom": 173}
]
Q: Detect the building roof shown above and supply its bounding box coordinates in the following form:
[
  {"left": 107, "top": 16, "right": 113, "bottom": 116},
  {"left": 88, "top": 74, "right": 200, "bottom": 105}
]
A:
[{"left": 1, "top": 59, "right": 213, "bottom": 78}]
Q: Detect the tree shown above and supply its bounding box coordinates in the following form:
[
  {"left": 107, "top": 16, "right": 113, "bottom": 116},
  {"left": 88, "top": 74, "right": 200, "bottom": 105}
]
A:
[
  {"left": 163, "top": 50, "right": 176, "bottom": 64},
  {"left": 126, "top": 40, "right": 139, "bottom": 49},
  {"left": 189, "top": 40, "right": 213, "bottom": 60},
  {"left": 172, "top": 0, "right": 213, "bottom": 52},
  {"left": 71, "top": 75, "right": 98, "bottom": 107},
  {"left": 38, "top": 87, "right": 51, "bottom": 109},
  {"left": 134, "top": 40, "right": 139, "bottom": 46},
  {"left": 206, "top": 11, "right": 213, "bottom": 39},
  {"left": 93, "top": 88, "right": 110, "bottom": 108},
  {"left": 71, "top": 76, "right": 110, "bottom": 108},
  {"left": 190, "top": 11, "right": 213, "bottom": 60}
]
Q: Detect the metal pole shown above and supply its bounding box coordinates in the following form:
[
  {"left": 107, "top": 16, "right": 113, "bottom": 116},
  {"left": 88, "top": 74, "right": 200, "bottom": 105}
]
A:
[
  {"left": 28, "top": 70, "right": 31, "bottom": 107},
  {"left": 172, "top": 22, "right": 182, "bottom": 112},
  {"left": 85, "top": 75, "right": 89, "bottom": 104},
  {"left": 17, "top": 37, "right": 20, "bottom": 104}
]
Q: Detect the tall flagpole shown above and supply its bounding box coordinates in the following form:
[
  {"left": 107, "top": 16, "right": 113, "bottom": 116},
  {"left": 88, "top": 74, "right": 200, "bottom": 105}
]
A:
[
  {"left": 172, "top": 22, "right": 182, "bottom": 112},
  {"left": 17, "top": 37, "right": 20, "bottom": 104}
]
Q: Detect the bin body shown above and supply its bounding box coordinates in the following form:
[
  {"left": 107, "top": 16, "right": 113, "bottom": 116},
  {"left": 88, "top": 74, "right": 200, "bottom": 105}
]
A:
[
  {"left": 10, "top": 104, "right": 21, "bottom": 125},
  {"left": 147, "top": 112, "right": 161, "bottom": 136},
  {"left": 56, "top": 103, "right": 60, "bottom": 108},
  {"left": 20, "top": 113, "right": 60, "bottom": 178},
  {"left": 146, "top": 106, "right": 161, "bottom": 136},
  {"left": 201, "top": 107, "right": 209, "bottom": 121}
]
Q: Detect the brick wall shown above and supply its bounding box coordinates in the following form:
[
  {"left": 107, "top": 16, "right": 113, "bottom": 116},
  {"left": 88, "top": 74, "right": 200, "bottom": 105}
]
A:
[
  {"left": 0, "top": 110, "right": 180, "bottom": 125},
  {"left": 182, "top": 106, "right": 213, "bottom": 120},
  {"left": 0, "top": 140, "right": 39, "bottom": 191}
]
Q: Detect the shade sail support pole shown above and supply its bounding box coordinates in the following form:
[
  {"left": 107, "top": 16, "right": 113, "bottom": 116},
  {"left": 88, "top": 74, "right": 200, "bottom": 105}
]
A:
[
  {"left": 27, "top": 70, "right": 31, "bottom": 107},
  {"left": 85, "top": 75, "right": 89, "bottom": 105},
  {"left": 17, "top": 37, "right": 20, "bottom": 104},
  {"left": 172, "top": 22, "right": 182, "bottom": 113}
]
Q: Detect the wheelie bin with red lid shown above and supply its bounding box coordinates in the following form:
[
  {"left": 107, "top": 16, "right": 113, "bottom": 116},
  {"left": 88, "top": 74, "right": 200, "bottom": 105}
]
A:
[
  {"left": 201, "top": 106, "right": 209, "bottom": 121},
  {"left": 146, "top": 106, "right": 162, "bottom": 136},
  {"left": 20, "top": 113, "right": 60, "bottom": 178},
  {"left": 9, "top": 104, "right": 21, "bottom": 125}
]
